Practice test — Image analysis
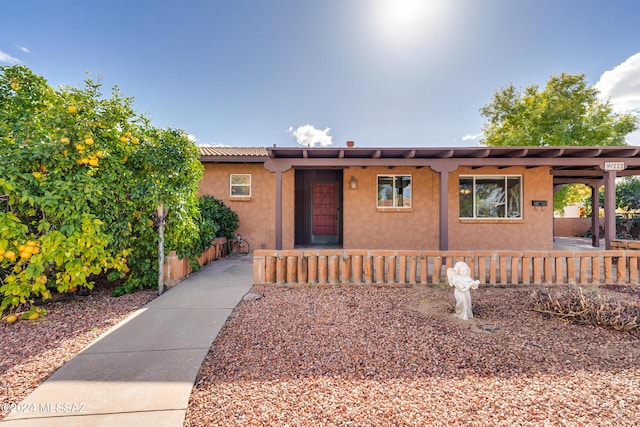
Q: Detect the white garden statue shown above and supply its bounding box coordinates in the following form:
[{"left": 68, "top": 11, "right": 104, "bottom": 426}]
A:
[{"left": 446, "top": 261, "right": 480, "bottom": 320}]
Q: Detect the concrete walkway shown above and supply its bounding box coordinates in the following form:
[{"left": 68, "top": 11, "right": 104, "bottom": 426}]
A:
[{"left": 2, "top": 255, "right": 254, "bottom": 426}]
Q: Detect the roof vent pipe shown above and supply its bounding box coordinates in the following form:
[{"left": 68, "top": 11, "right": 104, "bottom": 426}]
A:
[{"left": 346, "top": 140, "right": 355, "bottom": 148}]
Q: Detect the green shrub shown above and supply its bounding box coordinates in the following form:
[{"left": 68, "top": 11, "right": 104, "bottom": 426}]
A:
[{"left": 200, "top": 195, "right": 239, "bottom": 240}]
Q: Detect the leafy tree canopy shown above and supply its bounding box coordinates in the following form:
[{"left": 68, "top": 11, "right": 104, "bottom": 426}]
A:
[
  {"left": 480, "top": 73, "right": 638, "bottom": 147},
  {"left": 0, "top": 65, "right": 204, "bottom": 312}
]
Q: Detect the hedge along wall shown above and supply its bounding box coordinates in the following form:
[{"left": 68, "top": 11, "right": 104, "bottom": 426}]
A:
[{"left": 163, "top": 237, "right": 228, "bottom": 286}]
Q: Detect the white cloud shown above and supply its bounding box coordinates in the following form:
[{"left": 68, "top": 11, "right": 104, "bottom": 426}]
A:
[
  {"left": 0, "top": 50, "right": 20, "bottom": 64},
  {"left": 596, "top": 53, "right": 640, "bottom": 145},
  {"left": 16, "top": 46, "right": 30, "bottom": 54},
  {"left": 288, "top": 124, "right": 333, "bottom": 147},
  {"left": 462, "top": 132, "right": 482, "bottom": 141},
  {"left": 596, "top": 52, "right": 640, "bottom": 113}
]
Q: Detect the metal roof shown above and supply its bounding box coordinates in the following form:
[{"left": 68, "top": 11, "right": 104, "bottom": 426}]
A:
[{"left": 199, "top": 146, "right": 269, "bottom": 162}]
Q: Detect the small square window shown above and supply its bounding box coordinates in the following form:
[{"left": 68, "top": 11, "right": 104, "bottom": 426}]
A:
[
  {"left": 377, "top": 175, "right": 412, "bottom": 208},
  {"left": 230, "top": 174, "right": 251, "bottom": 197}
]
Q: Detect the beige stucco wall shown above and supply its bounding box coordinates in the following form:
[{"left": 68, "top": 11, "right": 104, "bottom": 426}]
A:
[
  {"left": 199, "top": 163, "right": 554, "bottom": 251},
  {"left": 554, "top": 217, "right": 592, "bottom": 237},
  {"left": 342, "top": 166, "right": 440, "bottom": 249},
  {"left": 448, "top": 166, "right": 553, "bottom": 250},
  {"left": 199, "top": 164, "right": 294, "bottom": 250}
]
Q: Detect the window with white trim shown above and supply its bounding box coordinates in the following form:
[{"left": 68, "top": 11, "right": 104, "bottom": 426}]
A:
[
  {"left": 377, "top": 175, "right": 412, "bottom": 208},
  {"left": 459, "top": 175, "right": 522, "bottom": 219},
  {"left": 230, "top": 174, "right": 251, "bottom": 197}
]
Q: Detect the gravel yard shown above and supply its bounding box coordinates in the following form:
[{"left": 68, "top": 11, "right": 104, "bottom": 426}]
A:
[
  {"left": 0, "top": 286, "right": 157, "bottom": 420},
  {"left": 1, "top": 281, "right": 638, "bottom": 426},
  {"left": 185, "top": 284, "right": 640, "bottom": 427}
]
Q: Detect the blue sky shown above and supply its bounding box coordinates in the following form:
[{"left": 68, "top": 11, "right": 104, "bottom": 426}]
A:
[{"left": 2, "top": 0, "right": 640, "bottom": 147}]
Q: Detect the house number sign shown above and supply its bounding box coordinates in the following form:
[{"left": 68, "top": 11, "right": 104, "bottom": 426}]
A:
[{"left": 604, "top": 161, "right": 625, "bottom": 171}]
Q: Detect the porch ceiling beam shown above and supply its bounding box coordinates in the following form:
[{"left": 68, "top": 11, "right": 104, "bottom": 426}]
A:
[
  {"left": 470, "top": 149, "right": 491, "bottom": 158},
  {"left": 551, "top": 169, "right": 602, "bottom": 176},
  {"left": 436, "top": 149, "right": 454, "bottom": 158},
  {"left": 553, "top": 178, "right": 603, "bottom": 185}
]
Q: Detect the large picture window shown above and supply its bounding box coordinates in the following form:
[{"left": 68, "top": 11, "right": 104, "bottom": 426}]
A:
[
  {"left": 459, "top": 175, "right": 522, "bottom": 219},
  {"left": 230, "top": 174, "right": 251, "bottom": 197},
  {"left": 377, "top": 175, "right": 412, "bottom": 208}
]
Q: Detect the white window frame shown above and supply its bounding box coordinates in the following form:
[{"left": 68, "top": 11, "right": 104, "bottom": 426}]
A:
[
  {"left": 377, "top": 174, "right": 412, "bottom": 209},
  {"left": 459, "top": 175, "right": 522, "bottom": 219},
  {"left": 230, "top": 174, "right": 251, "bottom": 198}
]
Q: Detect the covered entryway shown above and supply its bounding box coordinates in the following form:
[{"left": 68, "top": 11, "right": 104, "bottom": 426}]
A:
[{"left": 295, "top": 169, "right": 343, "bottom": 246}]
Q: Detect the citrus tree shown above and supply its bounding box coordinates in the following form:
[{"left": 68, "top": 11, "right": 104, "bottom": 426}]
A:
[{"left": 0, "top": 65, "right": 203, "bottom": 315}]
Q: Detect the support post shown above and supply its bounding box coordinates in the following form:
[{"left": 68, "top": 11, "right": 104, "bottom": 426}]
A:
[
  {"left": 591, "top": 183, "right": 600, "bottom": 248},
  {"left": 603, "top": 171, "right": 616, "bottom": 250},
  {"left": 275, "top": 170, "right": 283, "bottom": 250},
  {"left": 157, "top": 202, "right": 167, "bottom": 295},
  {"left": 429, "top": 162, "right": 458, "bottom": 251}
]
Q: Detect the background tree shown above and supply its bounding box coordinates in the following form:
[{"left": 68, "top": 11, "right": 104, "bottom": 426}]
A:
[
  {"left": 480, "top": 73, "right": 637, "bottom": 147},
  {"left": 615, "top": 176, "right": 640, "bottom": 212},
  {"left": 480, "top": 72, "right": 638, "bottom": 211}
]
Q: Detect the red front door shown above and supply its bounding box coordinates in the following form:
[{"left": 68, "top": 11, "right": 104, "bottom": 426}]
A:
[{"left": 312, "top": 182, "right": 339, "bottom": 243}]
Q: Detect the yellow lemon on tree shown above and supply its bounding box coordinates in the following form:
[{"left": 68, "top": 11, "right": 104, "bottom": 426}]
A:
[
  {"left": 89, "top": 158, "right": 99, "bottom": 167},
  {"left": 75, "top": 144, "right": 85, "bottom": 151},
  {"left": 6, "top": 314, "right": 18, "bottom": 324},
  {"left": 68, "top": 106, "right": 77, "bottom": 114},
  {"left": 4, "top": 250, "right": 16, "bottom": 261},
  {"left": 119, "top": 136, "right": 129, "bottom": 143},
  {"left": 131, "top": 137, "right": 140, "bottom": 145},
  {"left": 84, "top": 137, "right": 94, "bottom": 145},
  {"left": 20, "top": 251, "right": 32, "bottom": 259},
  {"left": 27, "top": 312, "right": 39, "bottom": 321},
  {"left": 60, "top": 137, "right": 70, "bottom": 144},
  {"left": 32, "top": 171, "right": 43, "bottom": 179},
  {"left": 124, "top": 131, "right": 131, "bottom": 138}
]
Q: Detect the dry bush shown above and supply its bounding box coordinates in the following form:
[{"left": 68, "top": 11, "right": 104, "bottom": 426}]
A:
[{"left": 531, "top": 285, "right": 640, "bottom": 332}]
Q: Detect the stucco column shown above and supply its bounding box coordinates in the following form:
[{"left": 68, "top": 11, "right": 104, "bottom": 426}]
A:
[
  {"left": 275, "top": 169, "right": 283, "bottom": 249},
  {"left": 430, "top": 162, "right": 458, "bottom": 250},
  {"left": 264, "top": 159, "right": 292, "bottom": 250},
  {"left": 590, "top": 183, "right": 600, "bottom": 247},
  {"left": 603, "top": 171, "right": 616, "bottom": 249}
]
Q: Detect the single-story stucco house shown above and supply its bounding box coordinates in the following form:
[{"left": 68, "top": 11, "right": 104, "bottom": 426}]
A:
[{"left": 197, "top": 144, "right": 640, "bottom": 253}]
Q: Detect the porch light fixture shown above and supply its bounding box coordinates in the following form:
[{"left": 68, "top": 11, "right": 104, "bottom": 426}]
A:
[{"left": 350, "top": 176, "right": 358, "bottom": 189}]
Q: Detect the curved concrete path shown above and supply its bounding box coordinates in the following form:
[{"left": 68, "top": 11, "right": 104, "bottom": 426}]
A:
[{"left": 2, "top": 255, "right": 254, "bottom": 426}]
